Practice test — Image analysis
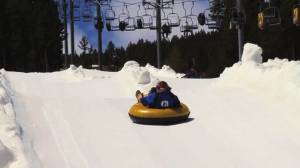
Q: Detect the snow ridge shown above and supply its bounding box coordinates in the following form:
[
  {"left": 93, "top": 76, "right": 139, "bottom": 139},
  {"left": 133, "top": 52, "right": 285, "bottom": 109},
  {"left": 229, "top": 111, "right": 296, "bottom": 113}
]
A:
[
  {"left": 217, "top": 43, "right": 300, "bottom": 104},
  {"left": 0, "top": 70, "right": 29, "bottom": 168},
  {"left": 116, "top": 61, "right": 184, "bottom": 94}
]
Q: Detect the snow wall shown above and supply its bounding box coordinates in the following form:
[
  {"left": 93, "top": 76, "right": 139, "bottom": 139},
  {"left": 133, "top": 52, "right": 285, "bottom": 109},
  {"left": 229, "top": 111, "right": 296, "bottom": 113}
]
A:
[
  {"left": 0, "top": 70, "right": 29, "bottom": 168},
  {"left": 217, "top": 43, "right": 300, "bottom": 106}
]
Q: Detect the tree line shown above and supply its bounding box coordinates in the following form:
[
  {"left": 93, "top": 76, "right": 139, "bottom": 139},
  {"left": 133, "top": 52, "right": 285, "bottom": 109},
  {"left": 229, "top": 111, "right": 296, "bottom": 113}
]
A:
[{"left": 0, "top": 0, "right": 63, "bottom": 72}]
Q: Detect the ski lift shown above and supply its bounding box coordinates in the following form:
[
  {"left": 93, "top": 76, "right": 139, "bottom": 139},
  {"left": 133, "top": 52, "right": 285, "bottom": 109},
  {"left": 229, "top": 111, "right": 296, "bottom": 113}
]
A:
[
  {"left": 82, "top": 4, "right": 93, "bottom": 22},
  {"left": 161, "top": 10, "right": 170, "bottom": 25},
  {"left": 105, "top": 6, "right": 116, "bottom": 21},
  {"left": 106, "top": 19, "right": 120, "bottom": 31},
  {"left": 126, "top": 17, "right": 136, "bottom": 31},
  {"left": 203, "top": 9, "right": 222, "bottom": 30},
  {"left": 257, "top": 0, "right": 281, "bottom": 30},
  {"left": 197, "top": 13, "right": 206, "bottom": 26},
  {"left": 229, "top": 8, "right": 245, "bottom": 29},
  {"left": 187, "top": 2, "right": 199, "bottom": 30},
  {"left": 143, "top": 0, "right": 156, "bottom": 10},
  {"left": 167, "top": 8, "right": 180, "bottom": 27},
  {"left": 142, "top": 12, "right": 153, "bottom": 29},
  {"left": 124, "top": 5, "right": 136, "bottom": 31},
  {"left": 135, "top": 5, "right": 144, "bottom": 29},
  {"left": 293, "top": 2, "right": 300, "bottom": 26},
  {"left": 73, "top": 3, "right": 81, "bottom": 21},
  {"left": 161, "top": 0, "right": 174, "bottom": 9},
  {"left": 180, "top": 16, "right": 194, "bottom": 32},
  {"left": 161, "top": 10, "right": 171, "bottom": 38},
  {"left": 180, "top": 2, "right": 198, "bottom": 34},
  {"left": 150, "top": 10, "right": 157, "bottom": 30},
  {"left": 118, "top": 5, "right": 130, "bottom": 31}
]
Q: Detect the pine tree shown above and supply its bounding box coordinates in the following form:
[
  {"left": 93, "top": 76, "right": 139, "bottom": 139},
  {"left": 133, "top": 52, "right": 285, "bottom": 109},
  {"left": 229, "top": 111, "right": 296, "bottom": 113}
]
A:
[{"left": 78, "top": 36, "right": 90, "bottom": 55}]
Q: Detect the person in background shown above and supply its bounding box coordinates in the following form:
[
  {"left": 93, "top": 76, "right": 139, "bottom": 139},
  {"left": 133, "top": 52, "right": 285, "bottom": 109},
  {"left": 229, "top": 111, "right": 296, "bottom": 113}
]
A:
[{"left": 136, "top": 81, "right": 181, "bottom": 108}]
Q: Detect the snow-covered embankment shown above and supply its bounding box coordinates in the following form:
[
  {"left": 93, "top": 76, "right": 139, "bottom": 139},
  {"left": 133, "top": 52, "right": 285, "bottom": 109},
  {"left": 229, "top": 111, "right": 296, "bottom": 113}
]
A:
[{"left": 0, "top": 70, "right": 29, "bottom": 168}]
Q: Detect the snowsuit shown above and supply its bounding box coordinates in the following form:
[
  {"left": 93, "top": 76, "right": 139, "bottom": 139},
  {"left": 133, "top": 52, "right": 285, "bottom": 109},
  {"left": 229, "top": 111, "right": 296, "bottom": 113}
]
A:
[{"left": 140, "top": 90, "right": 181, "bottom": 108}]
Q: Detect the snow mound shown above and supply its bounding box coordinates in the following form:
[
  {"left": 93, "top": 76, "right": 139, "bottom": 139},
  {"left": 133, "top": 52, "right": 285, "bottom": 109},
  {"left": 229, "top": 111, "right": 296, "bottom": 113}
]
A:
[
  {"left": 66, "top": 65, "right": 86, "bottom": 78},
  {"left": 0, "top": 72, "right": 29, "bottom": 168},
  {"left": 145, "top": 64, "right": 185, "bottom": 78},
  {"left": 217, "top": 43, "right": 300, "bottom": 104},
  {"left": 116, "top": 61, "right": 185, "bottom": 94},
  {"left": 63, "top": 65, "right": 95, "bottom": 82},
  {"left": 241, "top": 43, "right": 263, "bottom": 63},
  {"left": 116, "top": 61, "right": 159, "bottom": 93}
]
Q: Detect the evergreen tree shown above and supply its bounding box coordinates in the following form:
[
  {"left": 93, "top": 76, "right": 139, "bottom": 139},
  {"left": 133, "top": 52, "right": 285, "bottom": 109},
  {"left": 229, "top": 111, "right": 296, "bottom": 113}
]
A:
[
  {"left": 78, "top": 36, "right": 90, "bottom": 55},
  {"left": 0, "top": 0, "right": 63, "bottom": 72}
]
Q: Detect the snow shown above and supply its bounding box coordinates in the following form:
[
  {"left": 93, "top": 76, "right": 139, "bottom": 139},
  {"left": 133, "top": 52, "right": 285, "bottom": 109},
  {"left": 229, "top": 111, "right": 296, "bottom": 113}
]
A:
[
  {"left": 241, "top": 43, "right": 263, "bottom": 63},
  {"left": 0, "top": 43, "right": 300, "bottom": 168},
  {"left": 0, "top": 70, "right": 29, "bottom": 168}
]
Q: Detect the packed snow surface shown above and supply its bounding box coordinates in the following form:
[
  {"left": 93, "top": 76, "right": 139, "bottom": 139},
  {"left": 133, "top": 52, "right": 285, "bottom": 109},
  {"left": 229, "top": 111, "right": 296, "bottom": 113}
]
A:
[{"left": 0, "top": 43, "right": 300, "bottom": 168}]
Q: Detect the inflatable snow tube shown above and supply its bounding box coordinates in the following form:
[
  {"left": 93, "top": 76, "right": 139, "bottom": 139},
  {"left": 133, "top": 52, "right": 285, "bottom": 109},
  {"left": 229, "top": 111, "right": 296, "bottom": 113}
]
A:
[{"left": 129, "top": 103, "right": 190, "bottom": 124}]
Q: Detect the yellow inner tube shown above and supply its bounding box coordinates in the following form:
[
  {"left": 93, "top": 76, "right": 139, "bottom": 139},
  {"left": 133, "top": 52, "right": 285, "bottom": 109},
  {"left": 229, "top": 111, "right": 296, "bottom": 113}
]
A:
[{"left": 129, "top": 103, "right": 190, "bottom": 119}]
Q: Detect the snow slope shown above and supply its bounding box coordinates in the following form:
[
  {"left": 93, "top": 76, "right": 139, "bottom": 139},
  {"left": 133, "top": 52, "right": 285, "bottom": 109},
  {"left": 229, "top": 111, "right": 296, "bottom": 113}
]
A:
[{"left": 1, "top": 43, "right": 300, "bottom": 168}]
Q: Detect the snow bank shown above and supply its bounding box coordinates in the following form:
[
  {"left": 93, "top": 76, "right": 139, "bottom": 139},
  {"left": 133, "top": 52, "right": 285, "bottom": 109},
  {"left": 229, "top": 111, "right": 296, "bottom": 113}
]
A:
[
  {"left": 115, "top": 61, "right": 184, "bottom": 93},
  {"left": 241, "top": 43, "right": 263, "bottom": 63},
  {"left": 0, "top": 70, "right": 29, "bottom": 168},
  {"left": 217, "top": 43, "right": 300, "bottom": 104},
  {"left": 116, "top": 61, "right": 159, "bottom": 93},
  {"left": 145, "top": 64, "right": 185, "bottom": 78}
]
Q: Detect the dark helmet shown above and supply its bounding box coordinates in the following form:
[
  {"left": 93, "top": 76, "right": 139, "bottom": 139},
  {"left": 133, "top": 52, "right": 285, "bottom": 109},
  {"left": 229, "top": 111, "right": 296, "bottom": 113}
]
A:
[{"left": 156, "top": 81, "right": 171, "bottom": 90}]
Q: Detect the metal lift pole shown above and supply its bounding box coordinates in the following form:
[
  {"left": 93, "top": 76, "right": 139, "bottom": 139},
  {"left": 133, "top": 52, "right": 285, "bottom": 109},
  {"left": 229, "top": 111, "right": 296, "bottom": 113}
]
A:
[
  {"left": 63, "top": 0, "right": 69, "bottom": 67},
  {"left": 70, "top": 0, "right": 75, "bottom": 64},
  {"left": 97, "top": 4, "right": 103, "bottom": 70},
  {"left": 237, "top": 0, "right": 244, "bottom": 61},
  {"left": 156, "top": 0, "right": 162, "bottom": 68}
]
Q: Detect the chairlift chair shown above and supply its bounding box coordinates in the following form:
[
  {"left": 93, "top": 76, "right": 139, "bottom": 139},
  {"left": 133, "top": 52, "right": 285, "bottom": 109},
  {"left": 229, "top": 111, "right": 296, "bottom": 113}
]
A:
[
  {"left": 135, "top": 5, "right": 145, "bottom": 29},
  {"left": 71, "top": 0, "right": 81, "bottom": 21},
  {"left": 106, "top": 19, "right": 120, "bottom": 31},
  {"left": 229, "top": 8, "right": 245, "bottom": 29},
  {"left": 257, "top": 1, "right": 281, "bottom": 30},
  {"left": 187, "top": 1, "right": 199, "bottom": 29},
  {"left": 105, "top": 6, "right": 116, "bottom": 21},
  {"left": 142, "top": 13, "right": 153, "bottom": 28},
  {"left": 206, "top": 16, "right": 221, "bottom": 30},
  {"left": 167, "top": 10, "right": 180, "bottom": 27},
  {"left": 135, "top": 16, "right": 144, "bottom": 29},
  {"left": 180, "top": 16, "right": 193, "bottom": 32},
  {"left": 187, "top": 15, "right": 199, "bottom": 29},
  {"left": 161, "top": 10, "right": 170, "bottom": 26},
  {"left": 74, "top": 9, "right": 81, "bottom": 21},
  {"left": 293, "top": 3, "right": 300, "bottom": 26},
  {"left": 82, "top": 5, "right": 94, "bottom": 22},
  {"left": 125, "top": 17, "right": 136, "bottom": 31},
  {"left": 150, "top": 15, "right": 157, "bottom": 30},
  {"left": 118, "top": 6, "right": 130, "bottom": 31},
  {"left": 202, "top": 9, "right": 221, "bottom": 30}
]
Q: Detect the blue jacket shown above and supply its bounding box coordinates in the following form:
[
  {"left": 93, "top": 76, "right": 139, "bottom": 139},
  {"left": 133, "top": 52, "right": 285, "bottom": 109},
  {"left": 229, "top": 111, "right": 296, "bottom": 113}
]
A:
[{"left": 140, "top": 90, "right": 180, "bottom": 108}]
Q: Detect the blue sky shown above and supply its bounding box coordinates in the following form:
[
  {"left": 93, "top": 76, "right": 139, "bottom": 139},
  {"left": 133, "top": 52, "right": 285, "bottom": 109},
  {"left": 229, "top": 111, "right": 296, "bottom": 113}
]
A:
[{"left": 66, "top": 0, "right": 209, "bottom": 54}]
